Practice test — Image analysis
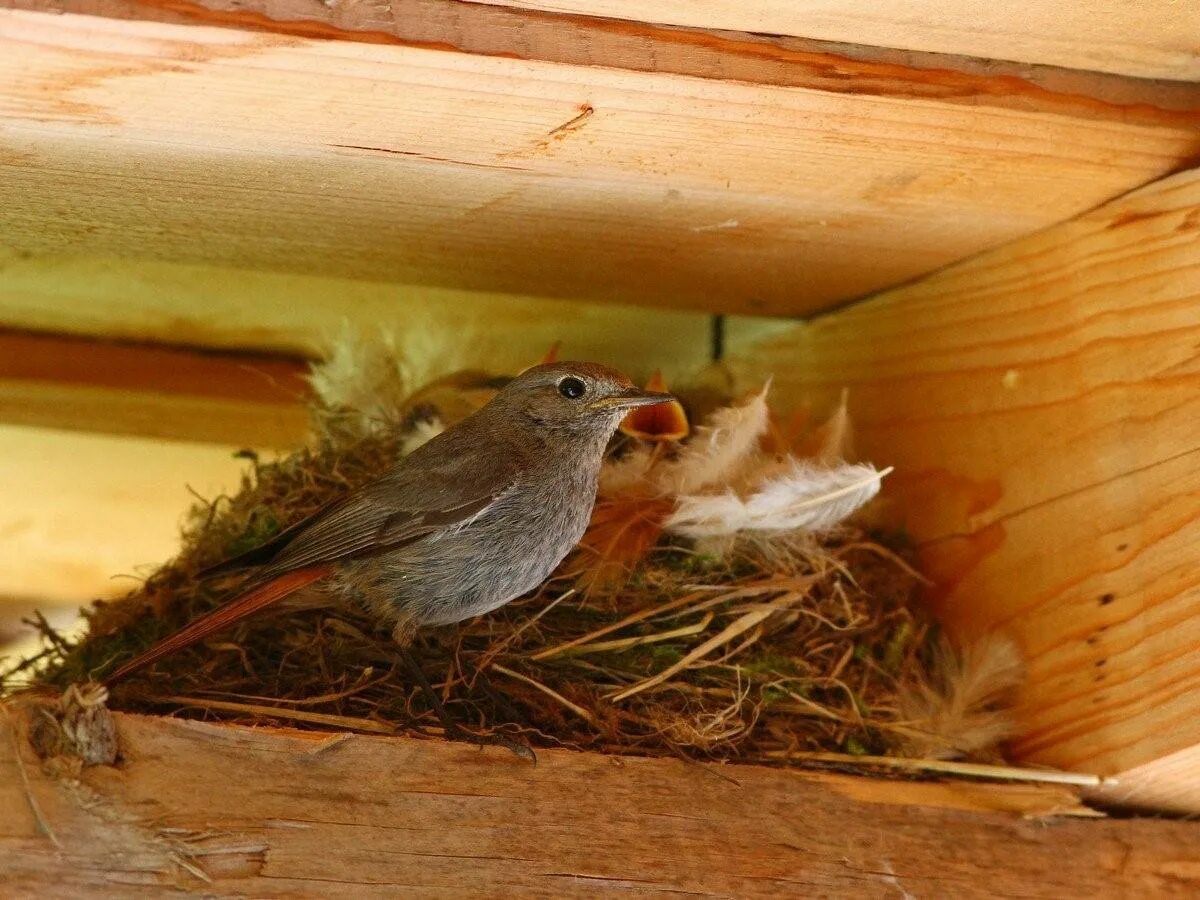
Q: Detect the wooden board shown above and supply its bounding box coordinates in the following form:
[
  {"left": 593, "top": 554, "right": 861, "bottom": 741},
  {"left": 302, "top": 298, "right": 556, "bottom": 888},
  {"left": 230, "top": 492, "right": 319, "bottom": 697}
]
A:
[
  {"left": 0, "top": 425, "right": 252, "bottom": 605},
  {"left": 4, "top": 709, "right": 1200, "bottom": 896},
  {"left": 0, "top": 332, "right": 298, "bottom": 648},
  {"left": 1088, "top": 743, "right": 1200, "bottom": 818},
  {"left": 470, "top": 1, "right": 1200, "bottom": 82},
  {"left": 725, "top": 169, "right": 1200, "bottom": 804},
  {"left": 0, "top": 250, "right": 725, "bottom": 375},
  {"left": 0, "top": 329, "right": 310, "bottom": 447},
  {"left": 1, "top": 9, "right": 1198, "bottom": 317}
]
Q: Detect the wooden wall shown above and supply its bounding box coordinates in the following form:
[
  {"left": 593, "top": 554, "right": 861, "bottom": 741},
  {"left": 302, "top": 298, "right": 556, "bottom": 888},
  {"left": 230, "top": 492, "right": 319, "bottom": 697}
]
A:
[{"left": 726, "top": 168, "right": 1200, "bottom": 809}]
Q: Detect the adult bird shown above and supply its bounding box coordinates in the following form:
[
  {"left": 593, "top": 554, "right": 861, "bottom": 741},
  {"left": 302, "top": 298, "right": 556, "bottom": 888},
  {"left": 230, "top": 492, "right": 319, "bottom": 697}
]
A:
[{"left": 105, "top": 362, "right": 673, "bottom": 750}]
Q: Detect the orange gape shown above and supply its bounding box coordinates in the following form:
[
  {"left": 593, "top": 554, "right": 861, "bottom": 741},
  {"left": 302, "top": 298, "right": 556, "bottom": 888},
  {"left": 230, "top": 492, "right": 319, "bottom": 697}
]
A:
[{"left": 105, "top": 564, "right": 333, "bottom": 684}]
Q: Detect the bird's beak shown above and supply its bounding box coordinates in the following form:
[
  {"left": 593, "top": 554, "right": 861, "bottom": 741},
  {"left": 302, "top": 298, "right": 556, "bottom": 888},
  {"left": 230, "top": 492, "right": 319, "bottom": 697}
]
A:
[{"left": 589, "top": 388, "right": 675, "bottom": 411}]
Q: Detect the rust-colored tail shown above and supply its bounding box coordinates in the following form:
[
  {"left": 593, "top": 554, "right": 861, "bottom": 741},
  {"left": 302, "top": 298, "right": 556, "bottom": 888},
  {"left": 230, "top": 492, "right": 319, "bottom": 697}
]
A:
[{"left": 105, "top": 565, "right": 332, "bottom": 684}]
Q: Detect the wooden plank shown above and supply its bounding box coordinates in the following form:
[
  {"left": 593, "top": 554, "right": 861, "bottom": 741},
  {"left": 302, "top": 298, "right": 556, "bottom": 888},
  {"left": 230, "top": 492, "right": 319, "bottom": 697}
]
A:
[
  {"left": 469, "top": 1, "right": 1200, "bottom": 82},
  {"left": 0, "top": 250, "right": 720, "bottom": 374},
  {"left": 0, "top": 330, "right": 306, "bottom": 643},
  {"left": 15, "top": 0, "right": 1200, "bottom": 118},
  {"left": 0, "top": 424, "right": 251, "bottom": 605},
  {"left": 0, "top": 329, "right": 311, "bottom": 447},
  {"left": 1, "top": 11, "right": 1197, "bottom": 318},
  {"left": 724, "top": 169, "right": 1200, "bottom": 806},
  {"left": 3, "top": 710, "right": 1199, "bottom": 896}
]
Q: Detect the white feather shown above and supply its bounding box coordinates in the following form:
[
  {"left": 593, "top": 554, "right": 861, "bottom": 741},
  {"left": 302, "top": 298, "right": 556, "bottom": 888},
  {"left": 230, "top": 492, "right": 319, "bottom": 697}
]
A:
[
  {"left": 664, "top": 462, "right": 889, "bottom": 538},
  {"left": 598, "top": 445, "right": 657, "bottom": 497},
  {"left": 399, "top": 417, "right": 445, "bottom": 456},
  {"left": 307, "top": 324, "right": 408, "bottom": 423},
  {"left": 898, "top": 634, "right": 1024, "bottom": 760},
  {"left": 662, "top": 383, "right": 771, "bottom": 495},
  {"left": 816, "top": 389, "right": 853, "bottom": 463}
]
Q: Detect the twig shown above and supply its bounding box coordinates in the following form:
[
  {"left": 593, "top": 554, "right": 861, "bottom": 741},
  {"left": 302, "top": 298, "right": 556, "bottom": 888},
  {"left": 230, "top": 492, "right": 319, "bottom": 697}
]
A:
[
  {"left": 763, "top": 750, "right": 1114, "bottom": 786},
  {"left": 542, "top": 613, "right": 714, "bottom": 658},
  {"left": 491, "top": 665, "right": 596, "bottom": 724},
  {"left": 530, "top": 590, "right": 707, "bottom": 660},
  {"left": 193, "top": 670, "right": 390, "bottom": 707},
  {"left": 153, "top": 696, "right": 397, "bottom": 734},
  {"left": 475, "top": 589, "right": 574, "bottom": 672},
  {"left": 843, "top": 541, "right": 933, "bottom": 586},
  {"left": 611, "top": 605, "right": 779, "bottom": 702},
  {"left": 4, "top": 706, "right": 62, "bottom": 848}
]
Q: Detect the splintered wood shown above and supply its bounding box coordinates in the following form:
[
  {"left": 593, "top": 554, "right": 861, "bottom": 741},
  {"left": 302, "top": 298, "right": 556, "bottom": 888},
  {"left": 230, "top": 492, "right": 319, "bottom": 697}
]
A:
[{"left": 3, "top": 709, "right": 1200, "bottom": 896}]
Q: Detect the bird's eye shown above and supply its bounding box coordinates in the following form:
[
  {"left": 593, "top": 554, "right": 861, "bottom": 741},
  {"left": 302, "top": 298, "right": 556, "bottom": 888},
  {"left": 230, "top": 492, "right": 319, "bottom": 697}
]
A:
[{"left": 557, "top": 376, "right": 587, "bottom": 399}]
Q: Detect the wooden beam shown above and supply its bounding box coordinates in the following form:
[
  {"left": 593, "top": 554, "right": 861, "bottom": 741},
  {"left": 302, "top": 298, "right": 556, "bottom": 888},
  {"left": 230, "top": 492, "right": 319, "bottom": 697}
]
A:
[
  {"left": 1, "top": 10, "right": 1197, "bottom": 317},
  {"left": 468, "top": 1, "right": 1200, "bottom": 82},
  {"left": 0, "top": 424, "right": 251, "bottom": 604},
  {"left": 3, "top": 710, "right": 1199, "bottom": 895},
  {"left": 0, "top": 330, "right": 311, "bottom": 447},
  {"left": 0, "top": 251, "right": 725, "bottom": 374},
  {"left": 724, "top": 169, "right": 1200, "bottom": 809},
  {"left": 11, "top": 0, "right": 1200, "bottom": 116}
]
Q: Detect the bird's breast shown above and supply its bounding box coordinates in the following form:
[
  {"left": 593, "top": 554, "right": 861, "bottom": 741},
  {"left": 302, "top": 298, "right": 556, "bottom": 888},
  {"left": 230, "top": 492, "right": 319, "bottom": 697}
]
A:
[{"left": 369, "top": 465, "right": 600, "bottom": 627}]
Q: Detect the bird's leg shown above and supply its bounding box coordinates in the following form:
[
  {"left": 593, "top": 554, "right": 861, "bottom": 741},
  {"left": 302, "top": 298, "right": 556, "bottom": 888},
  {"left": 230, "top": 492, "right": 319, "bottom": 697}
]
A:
[{"left": 394, "top": 622, "right": 535, "bottom": 763}]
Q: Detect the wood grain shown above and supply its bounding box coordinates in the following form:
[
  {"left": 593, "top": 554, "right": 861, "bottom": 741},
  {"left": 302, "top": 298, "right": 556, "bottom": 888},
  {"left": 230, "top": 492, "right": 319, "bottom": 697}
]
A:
[
  {"left": 468, "top": 0, "right": 1200, "bottom": 82},
  {"left": 0, "top": 329, "right": 311, "bottom": 447},
  {"left": 725, "top": 169, "right": 1200, "bottom": 801},
  {"left": 3, "top": 709, "right": 1200, "bottom": 896},
  {"left": 0, "top": 250, "right": 723, "bottom": 377},
  {"left": 1, "top": 10, "right": 1197, "bottom": 317},
  {"left": 1088, "top": 743, "right": 1200, "bottom": 817},
  {"left": 11, "top": 0, "right": 1200, "bottom": 121},
  {"left": 0, "top": 425, "right": 252, "bottom": 604}
]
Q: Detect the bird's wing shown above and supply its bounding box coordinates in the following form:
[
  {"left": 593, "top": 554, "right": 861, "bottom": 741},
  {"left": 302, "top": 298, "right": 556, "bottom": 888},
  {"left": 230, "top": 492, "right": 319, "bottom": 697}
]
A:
[{"left": 261, "top": 448, "right": 524, "bottom": 574}]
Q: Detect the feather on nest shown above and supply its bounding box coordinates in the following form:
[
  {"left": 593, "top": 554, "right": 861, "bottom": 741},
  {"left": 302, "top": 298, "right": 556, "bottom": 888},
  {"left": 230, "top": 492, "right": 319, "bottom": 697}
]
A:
[
  {"left": 585, "top": 381, "right": 890, "bottom": 585},
  {"left": 665, "top": 462, "right": 889, "bottom": 538},
  {"left": 896, "top": 633, "right": 1024, "bottom": 760}
]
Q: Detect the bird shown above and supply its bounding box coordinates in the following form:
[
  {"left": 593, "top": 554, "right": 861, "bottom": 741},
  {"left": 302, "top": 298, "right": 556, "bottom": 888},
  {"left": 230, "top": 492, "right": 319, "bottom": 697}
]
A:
[{"left": 104, "top": 362, "right": 673, "bottom": 747}]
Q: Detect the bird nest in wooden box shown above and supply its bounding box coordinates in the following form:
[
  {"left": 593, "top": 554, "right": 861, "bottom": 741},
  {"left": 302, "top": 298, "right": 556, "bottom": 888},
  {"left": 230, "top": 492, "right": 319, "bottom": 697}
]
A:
[{"left": 3, "top": 335, "right": 1021, "bottom": 774}]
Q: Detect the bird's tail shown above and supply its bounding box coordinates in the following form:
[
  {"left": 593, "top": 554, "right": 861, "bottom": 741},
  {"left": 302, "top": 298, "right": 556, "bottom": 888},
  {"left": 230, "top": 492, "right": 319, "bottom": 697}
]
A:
[{"left": 104, "top": 564, "right": 333, "bottom": 684}]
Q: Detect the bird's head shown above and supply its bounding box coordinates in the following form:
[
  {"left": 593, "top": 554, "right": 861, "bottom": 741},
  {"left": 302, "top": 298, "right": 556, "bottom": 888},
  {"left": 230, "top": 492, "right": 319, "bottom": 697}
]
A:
[{"left": 497, "top": 362, "right": 674, "bottom": 434}]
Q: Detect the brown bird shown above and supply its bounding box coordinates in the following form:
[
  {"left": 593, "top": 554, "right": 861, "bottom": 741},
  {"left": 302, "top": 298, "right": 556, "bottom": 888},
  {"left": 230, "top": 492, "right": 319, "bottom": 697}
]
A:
[{"left": 106, "top": 362, "right": 671, "bottom": 745}]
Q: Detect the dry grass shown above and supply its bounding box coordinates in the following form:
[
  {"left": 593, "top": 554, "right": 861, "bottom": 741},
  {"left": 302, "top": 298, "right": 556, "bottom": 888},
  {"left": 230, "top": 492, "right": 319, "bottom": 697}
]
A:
[{"left": 1, "top": 353, "right": 1018, "bottom": 772}]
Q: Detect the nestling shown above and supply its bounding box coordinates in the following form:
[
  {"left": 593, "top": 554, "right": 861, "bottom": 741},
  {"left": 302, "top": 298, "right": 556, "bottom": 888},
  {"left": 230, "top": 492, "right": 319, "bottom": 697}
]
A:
[{"left": 105, "top": 363, "right": 673, "bottom": 708}]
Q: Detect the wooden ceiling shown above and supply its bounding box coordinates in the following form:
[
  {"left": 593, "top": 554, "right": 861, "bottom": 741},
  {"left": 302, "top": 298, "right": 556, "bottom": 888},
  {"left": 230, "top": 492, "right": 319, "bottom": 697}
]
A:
[{"left": 1, "top": 0, "right": 1197, "bottom": 318}]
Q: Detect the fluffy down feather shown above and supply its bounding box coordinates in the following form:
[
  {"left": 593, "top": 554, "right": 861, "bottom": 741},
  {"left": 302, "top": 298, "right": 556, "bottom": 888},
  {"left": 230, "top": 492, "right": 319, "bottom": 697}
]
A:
[
  {"left": 664, "top": 383, "right": 771, "bottom": 495},
  {"left": 897, "top": 633, "right": 1024, "bottom": 760},
  {"left": 664, "top": 462, "right": 888, "bottom": 538},
  {"left": 597, "top": 445, "right": 657, "bottom": 497}
]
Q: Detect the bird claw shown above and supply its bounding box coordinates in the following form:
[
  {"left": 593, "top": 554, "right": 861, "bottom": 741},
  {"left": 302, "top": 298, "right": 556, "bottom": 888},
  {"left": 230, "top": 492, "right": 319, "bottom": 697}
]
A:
[
  {"left": 400, "top": 649, "right": 535, "bottom": 762},
  {"left": 444, "top": 722, "right": 536, "bottom": 763}
]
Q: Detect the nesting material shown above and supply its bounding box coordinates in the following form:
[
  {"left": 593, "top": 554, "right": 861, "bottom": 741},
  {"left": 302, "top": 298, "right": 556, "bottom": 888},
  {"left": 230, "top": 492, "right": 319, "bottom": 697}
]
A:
[{"left": 2, "top": 337, "right": 1021, "bottom": 771}]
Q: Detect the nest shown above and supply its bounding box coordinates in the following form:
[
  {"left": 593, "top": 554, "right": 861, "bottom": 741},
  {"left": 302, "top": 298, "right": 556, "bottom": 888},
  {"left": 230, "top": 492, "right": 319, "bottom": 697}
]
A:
[{"left": 2, "top": 336, "right": 1020, "bottom": 771}]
